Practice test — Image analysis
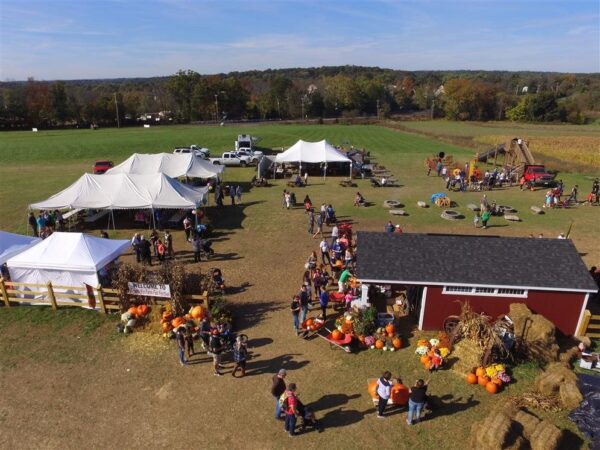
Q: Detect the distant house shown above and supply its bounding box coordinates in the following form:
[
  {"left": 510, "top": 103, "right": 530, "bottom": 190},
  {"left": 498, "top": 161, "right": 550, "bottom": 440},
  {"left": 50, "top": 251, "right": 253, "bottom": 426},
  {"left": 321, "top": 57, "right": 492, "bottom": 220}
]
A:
[{"left": 356, "top": 232, "right": 597, "bottom": 336}]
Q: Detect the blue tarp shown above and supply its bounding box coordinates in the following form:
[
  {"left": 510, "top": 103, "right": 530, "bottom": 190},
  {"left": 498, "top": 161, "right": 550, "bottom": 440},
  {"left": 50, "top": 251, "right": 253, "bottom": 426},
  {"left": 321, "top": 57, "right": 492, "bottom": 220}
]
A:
[
  {"left": 569, "top": 373, "right": 600, "bottom": 449},
  {"left": 430, "top": 192, "right": 447, "bottom": 203}
]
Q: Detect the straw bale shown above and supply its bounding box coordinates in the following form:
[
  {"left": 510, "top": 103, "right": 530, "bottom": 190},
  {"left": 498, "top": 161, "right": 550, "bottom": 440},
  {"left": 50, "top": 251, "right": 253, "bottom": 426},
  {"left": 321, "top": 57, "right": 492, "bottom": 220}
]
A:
[
  {"left": 558, "top": 381, "right": 583, "bottom": 409},
  {"left": 513, "top": 410, "right": 541, "bottom": 441},
  {"left": 509, "top": 303, "right": 559, "bottom": 363},
  {"left": 451, "top": 339, "right": 485, "bottom": 374},
  {"left": 529, "top": 420, "right": 563, "bottom": 450},
  {"left": 559, "top": 346, "right": 579, "bottom": 364},
  {"left": 470, "top": 413, "right": 515, "bottom": 449}
]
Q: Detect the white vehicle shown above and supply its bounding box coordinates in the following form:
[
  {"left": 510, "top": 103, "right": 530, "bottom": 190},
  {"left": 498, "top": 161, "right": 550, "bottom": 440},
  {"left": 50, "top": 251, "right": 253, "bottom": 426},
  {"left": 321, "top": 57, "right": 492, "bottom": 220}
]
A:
[
  {"left": 235, "top": 134, "right": 253, "bottom": 152},
  {"left": 234, "top": 149, "right": 263, "bottom": 164},
  {"left": 173, "top": 145, "right": 210, "bottom": 159},
  {"left": 209, "top": 152, "right": 251, "bottom": 167}
]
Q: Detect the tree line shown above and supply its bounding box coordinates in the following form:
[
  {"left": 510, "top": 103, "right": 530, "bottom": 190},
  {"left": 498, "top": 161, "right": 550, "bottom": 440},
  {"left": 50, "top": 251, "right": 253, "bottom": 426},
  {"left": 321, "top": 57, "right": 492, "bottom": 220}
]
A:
[{"left": 1, "top": 66, "right": 599, "bottom": 129}]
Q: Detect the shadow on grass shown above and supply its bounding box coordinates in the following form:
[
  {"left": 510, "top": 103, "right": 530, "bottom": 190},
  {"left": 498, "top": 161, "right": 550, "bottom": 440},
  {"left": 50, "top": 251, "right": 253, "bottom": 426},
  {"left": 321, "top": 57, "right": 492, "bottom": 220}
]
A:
[
  {"left": 244, "top": 353, "right": 310, "bottom": 376},
  {"left": 234, "top": 300, "right": 285, "bottom": 332},
  {"left": 319, "top": 406, "right": 376, "bottom": 428},
  {"left": 423, "top": 394, "right": 480, "bottom": 420}
]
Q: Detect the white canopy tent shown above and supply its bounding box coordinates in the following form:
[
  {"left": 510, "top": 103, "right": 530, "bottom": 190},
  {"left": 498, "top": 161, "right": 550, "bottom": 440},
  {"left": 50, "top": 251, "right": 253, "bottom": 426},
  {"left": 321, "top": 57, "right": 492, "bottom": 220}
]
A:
[
  {"left": 274, "top": 139, "right": 352, "bottom": 177},
  {"left": 107, "top": 152, "right": 224, "bottom": 179},
  {"left": 0, "top": 231, "right": 41, "bottom": 265},
  {"left": 7, "top": 232, "right": 129, "bottom": 301}
]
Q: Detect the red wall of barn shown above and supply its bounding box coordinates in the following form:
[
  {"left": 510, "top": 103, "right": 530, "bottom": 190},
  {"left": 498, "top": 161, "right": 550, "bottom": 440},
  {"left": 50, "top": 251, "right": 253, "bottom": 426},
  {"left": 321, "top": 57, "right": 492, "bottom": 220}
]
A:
[{"left": 422, "top": 287, "right": 585, "bottom": 336}]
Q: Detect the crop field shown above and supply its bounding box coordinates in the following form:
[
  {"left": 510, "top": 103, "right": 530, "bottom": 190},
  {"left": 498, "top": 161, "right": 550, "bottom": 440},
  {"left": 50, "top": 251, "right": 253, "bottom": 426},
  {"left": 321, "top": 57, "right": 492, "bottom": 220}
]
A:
[
  {"left": 0, "top": 122, "right": 598, "bottom": 449},
  {"left": 393, "top": 120, "right": 600, "bottom": 171}
]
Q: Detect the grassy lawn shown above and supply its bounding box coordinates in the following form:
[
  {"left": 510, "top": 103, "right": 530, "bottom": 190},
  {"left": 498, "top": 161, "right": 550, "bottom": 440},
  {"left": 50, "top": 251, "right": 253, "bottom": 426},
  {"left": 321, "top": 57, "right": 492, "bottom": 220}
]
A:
[{"left": 0, "top": 123, "right": 597, "bottom": 449}]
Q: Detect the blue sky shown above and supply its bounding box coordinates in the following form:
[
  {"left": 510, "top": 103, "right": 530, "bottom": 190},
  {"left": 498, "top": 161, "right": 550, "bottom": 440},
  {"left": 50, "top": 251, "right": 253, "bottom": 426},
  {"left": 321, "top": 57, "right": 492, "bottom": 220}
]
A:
[{"left": 0, "top": 0, "right": 598, "bottom": 80}]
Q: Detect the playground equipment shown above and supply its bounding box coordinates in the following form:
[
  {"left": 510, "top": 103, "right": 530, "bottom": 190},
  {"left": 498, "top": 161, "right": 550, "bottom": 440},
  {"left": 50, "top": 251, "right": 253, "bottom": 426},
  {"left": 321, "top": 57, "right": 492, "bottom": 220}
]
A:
[{"left": 476, "top": 138, "right": 535, "bottom": 180}]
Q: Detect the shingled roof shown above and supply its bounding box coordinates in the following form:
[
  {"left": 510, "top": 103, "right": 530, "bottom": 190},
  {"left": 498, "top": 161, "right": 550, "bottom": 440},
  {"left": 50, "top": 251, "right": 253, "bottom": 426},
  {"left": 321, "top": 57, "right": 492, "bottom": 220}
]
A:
[{"left": 356, "top": 232, "right": 598, "bottom": 293}]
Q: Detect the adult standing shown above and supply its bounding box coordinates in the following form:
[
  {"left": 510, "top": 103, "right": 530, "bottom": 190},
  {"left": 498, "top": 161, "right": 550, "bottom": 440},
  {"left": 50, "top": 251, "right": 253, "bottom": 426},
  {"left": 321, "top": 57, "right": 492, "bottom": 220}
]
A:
[
  {"left": 209, "top": 330, "right": 224, "bottom": 376},
  {"left": 199, "top": 316, "right": 211, "bottom": 351},
  {"left": 131, "top": 233, "right": 141, "bottom": 263},
  {"left": 183, "top": 216, "right": 192, "bottom": 242},
  {"left": 28, "top": 212, "right": 38, "bottom": 237},
  {"left": 236, "top": 185, "right": 243, "bottom": 204},
  {"left": 290, "top": 295, "right": 301, "bottom": 333},
  {"left": 480, "top": 194, "right": 488, "bottom": 214},
  {"left": 284, "top": 383, "right": 299, "bottom": 437},
  {"left": 232, "top": 335, "right": 248, "bottom": 378},
  {"left": 319, "top": 288, "right": 329, "bottom": 320},
  {"left": 330, "top": 224, "right": 339, "bottom": 246},
  {"left": 229, "top": 186, "right": 236, "bottom": 205},
  {"left": 319, "top": 238, "right": 330, "bottom": 264},
  {"left": 376, "top": 371, "right": 392, "bottom": 419},
  {"left": 307, "top": 208, "right": 315, "bottom": 235},
  {"left": 139, "top": 235, "right": 152, "bottom": 265},
  {"left": 407, "top": 378, "right": 429, "bottom": 425},
  {"left": 338, "top": 267, "right": 351, "bottom": 293},
  {"left": 150, "top": 229, "right": 159, "bottom": 256},
  {"left": 191, "top": 233, "right": 202, "bottom": 263},
  {"left": 312, "top": 214, "right": 323, "bottom": 239},
  {"left": 175, "top": 327, "right": 187, "bottom": 366},
  {"left": 271, "top": 369, "right": 287, "bottom": 419},
  {"left": 481, "top": 209, "right": 491, "bottom": 229},
  {"left": 164, "top": 230, "right": 174, "bottom": 259},
  {"left": 299, "top": 285, "right": 310, "bottom": 324},
  {"left": 303, "top": 172, "right": 308, "bottom": 186}
]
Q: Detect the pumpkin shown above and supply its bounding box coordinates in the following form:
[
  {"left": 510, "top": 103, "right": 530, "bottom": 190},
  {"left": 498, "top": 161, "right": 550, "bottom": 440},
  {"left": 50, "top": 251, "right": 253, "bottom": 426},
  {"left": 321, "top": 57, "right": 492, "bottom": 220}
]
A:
[
  {"left": 332, "top": 330, "right": 342, "bottom": 340},
  {"left": 420, "top": 355, "right": 430, "bottom": 365},
  {"left": 391, "top": 384, "right": 409, "bottom": 405},
  {"left": 171, "top": 317, "right": 186, "bottom": 328},
  {"left": 478, "top": 376, "right": 490, "bottom": 387},
  {"left": 161, "top": 322, "right": 172, "bottom": 333},
  {"left": 385, "top": 323, "right": 395, "bottom": 334},
  {"left": 190, "top": 305, "right": 205, "bottom": 319},
  {"left": 127, "top": 306, "right": 138, "bottom": 316},
  {"left": 375, "top": 339, "right": 384, "bottom": 349},
  {"left": 424, "top": 360, "right": 434, "bottom": 370},
  {"left": 305, "top": 318, "right": 314, "bottom": 327},
  {"left": 466, "top": 373, "right": 478, "bottom": 384},
  {"left": 492, "top": 377, "right": 503, "bottom": 387},
  {"left": 475, "top": 367, "right": 486, "bottom": 378},
  {"left": 162, "top": 311, "right": 173, "bottom": 320},
  {"left": 368, "top": 380, "right": 379, "bottom": 399},
  {"left": 417, "top": 339, "right": 429, "bottom": 348},
  {"left": 485, "top": 382, "right": 498, "bottom": 394},
  {"left": 137, "top": 304, "right": 149, "bottom": 316},
  {"left": 392, "top": 337, "right": 402, "bottom": 349}
]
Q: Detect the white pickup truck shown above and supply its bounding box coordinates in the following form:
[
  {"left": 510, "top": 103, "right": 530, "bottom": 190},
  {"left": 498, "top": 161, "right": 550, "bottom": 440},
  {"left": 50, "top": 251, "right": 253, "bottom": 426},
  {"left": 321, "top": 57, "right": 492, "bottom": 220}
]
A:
[
  {"left": 234, "top": 149, "right": 263, "bottom": 163},
  {"left": 209, "top": 152, "right": 251, "bottom": 166}
]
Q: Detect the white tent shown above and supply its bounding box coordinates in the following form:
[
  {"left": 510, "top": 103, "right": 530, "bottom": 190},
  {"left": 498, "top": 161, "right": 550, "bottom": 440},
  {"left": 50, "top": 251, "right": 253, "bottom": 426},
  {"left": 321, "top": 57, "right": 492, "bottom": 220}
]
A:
[
  {"left": 7, "top": 232, "right": 129, "bottom": 298},
  {"left": 107, "top": 153, "right": 223, "bottom": 179},
  {"left": 29, "top": 173, "right": 208, "bottom": 211},
  {"left": 0, "top": 231, "right": 41, "bottom": 265},
  {"left": 274, "top": 139, "right": 352, "bottom": 177}
]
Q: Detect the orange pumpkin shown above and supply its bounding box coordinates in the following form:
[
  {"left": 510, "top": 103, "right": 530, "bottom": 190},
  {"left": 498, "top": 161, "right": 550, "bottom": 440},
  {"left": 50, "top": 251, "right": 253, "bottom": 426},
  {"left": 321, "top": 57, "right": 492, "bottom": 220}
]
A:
[
  {"left": 485, "top": 382, "right": 498, "bottom": 394},
  {"left": 171, "top": 317, "right": 186, "bottom": 328},
  {"left": 385, "top": 324, "right": 395, "bottom": 335},
  {"left": 478, "top": 376, "right": 490, "bottom": 387},
  {"left": 332, "top": 330, "right": 342, "bottom": 340},
  {"left": 306, "top": 318, "right": 314, "bottom": 327},
  {"left": 375, "top": 339, "right": 384, "bottom": 349},
  {"left": 475, "top": 367, "right": 486, "bottom": 378},
  {"left": 391, "top": 384, "right": 409, "bottom": 405},
  {"left": 190, "top": 306, "right": 205, "bottom": 319},
  {"left": 161, "top": 322, "right": 172, "bottom": 333},
  {"left": 127, "top": 306, "right": 138, "bottom": 316},
  {"left": 466, "top": 373, "right": 478, "bottom": 384},
  {"left": 417, "top": 339, "right": 430, "bottom": 348},
  {"left": 492, "top": 377, "right": 503, "bottom": 387},
  {"left": 420, "top": 355, "right": 431, "bottom": 365},
  {"left": 137, "top": 304, "right": 149, "bottom": 316},
  {"left": 368, "top": 380, "right": 379, "bottom": 399},
  {"left": 392, "top": 337, "right": 402, "bottom": 349}
]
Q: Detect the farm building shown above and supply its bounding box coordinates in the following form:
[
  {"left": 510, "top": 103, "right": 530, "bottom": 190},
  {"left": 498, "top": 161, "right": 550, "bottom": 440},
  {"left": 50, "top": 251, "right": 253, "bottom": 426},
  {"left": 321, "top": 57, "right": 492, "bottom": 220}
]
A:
[{"left": 355, "top": 232, "right": 598, "bottom": 336}]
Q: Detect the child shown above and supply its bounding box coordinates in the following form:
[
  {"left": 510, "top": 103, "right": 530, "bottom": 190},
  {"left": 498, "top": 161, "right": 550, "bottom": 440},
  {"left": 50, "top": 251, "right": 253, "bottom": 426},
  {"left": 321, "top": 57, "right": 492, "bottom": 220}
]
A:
[
  {"left": 344, "top": 291, "right": 353, "bottom": 311},
  {"left": 176, "top": 327, "right": 187, "bottom": 366},
  {"left": 185, "top": 327, "right": 195, "bottom": 359},
  {"left": 473, "top": 212, "right": 481, "bottom": 228},
  {"left": 430, "top": 349, "right": 443, "bottom": 371},
  {"left": 297, "top": 399, "right": 321, "bottom": 432},
  {"left": 232, "top": 336, "right": 248, "bottom": 378}
]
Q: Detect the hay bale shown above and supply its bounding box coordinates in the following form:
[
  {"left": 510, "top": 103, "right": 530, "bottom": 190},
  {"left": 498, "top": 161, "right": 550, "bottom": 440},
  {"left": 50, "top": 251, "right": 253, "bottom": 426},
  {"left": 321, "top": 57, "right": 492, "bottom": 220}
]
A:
[
  {"left": 470, "top": 413, "right": 516, "bottom": 449},
  {"left": 558, "top": 381, "right": 583, "bottom": 409},
  {"left": 559, "top": 346, "right": 580, "bottom": 364},
  {"left": 529, "top": 420, "right": 563, "bottom": 450},
  {"left": 530, "top": 206, "right": 543, "bottom": 214},
  {"left": 514, "top": 410, "right": 541, "bottom": 441},
  {"left": 467, "top": 203, "right": 480, "bottom": 211},
  {"left": 534, "top": 362, "right": 577, "bottom": 396},
  {"left": 504, "top": 214, "right": 520, "bottom": 222},
  {"left": 389, "top": 209, "right": 408, "bottom": 216},
  {"left": 509, "top": 303, "right": 559, "bottom": 363},
  {"left": 451, "top": 339, "right": 485, "bottom": 374},
  {"left": 417, "top": 201, "right": 428, "bottom": 208}
]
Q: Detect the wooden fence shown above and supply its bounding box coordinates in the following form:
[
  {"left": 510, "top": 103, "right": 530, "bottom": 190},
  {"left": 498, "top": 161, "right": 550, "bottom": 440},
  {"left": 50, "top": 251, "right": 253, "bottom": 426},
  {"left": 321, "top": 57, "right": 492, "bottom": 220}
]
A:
[
  {"left": 577, "top": 309, "right": 600, "bottom": 339},
  {"left": 0, "top": 277, "right": 209, "bottom": 314}
]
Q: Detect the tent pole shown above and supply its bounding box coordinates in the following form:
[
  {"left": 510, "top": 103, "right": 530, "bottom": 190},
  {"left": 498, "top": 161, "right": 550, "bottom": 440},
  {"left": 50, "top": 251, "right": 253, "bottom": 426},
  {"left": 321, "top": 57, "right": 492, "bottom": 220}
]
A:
[
  {"left": 111, "top": 210, "right": 116, "bottom": 231},
  {"left": 151, "top": 208, "right": 156, "bottom": 230}
]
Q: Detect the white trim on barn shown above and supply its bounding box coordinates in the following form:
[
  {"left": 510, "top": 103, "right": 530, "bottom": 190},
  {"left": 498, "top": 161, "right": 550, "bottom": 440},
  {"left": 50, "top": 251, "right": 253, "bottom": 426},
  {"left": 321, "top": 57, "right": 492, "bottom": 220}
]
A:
[
  {"left": 418, "top": 287, "right": 428, "bottom": 330},
  {"left": 356, "top": 278, "right": 596, "bottom": 294},
  {"left": 442, "top": 286, "right": 528, "bottom": 298},
  {"left": 575, "top": 293, "right": 590, "bottom": 336}
]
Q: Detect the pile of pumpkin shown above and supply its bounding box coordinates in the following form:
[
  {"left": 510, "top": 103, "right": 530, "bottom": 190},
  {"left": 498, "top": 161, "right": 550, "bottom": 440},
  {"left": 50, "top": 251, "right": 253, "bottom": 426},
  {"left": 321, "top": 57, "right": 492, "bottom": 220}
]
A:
[
  {"left": 303, "top": 318, "right": 324, "bottom": 332},
  {"left": 466, "top": 364, "right": 511, "bottom": 394},
  {"left": 127, "top": 304, "right": 151, "bottom": 318},
  {"left": 414, "top": 333, "right": 451, "bottom": 370},
  {"left": 360, "top": 323, "right": 402, "bottom": 351},
  {"left": 160, "top": 305, "right": 207, "bottom": 336},
  {"left": 367, "top": 379, "right": 409, "bottom": 405}
]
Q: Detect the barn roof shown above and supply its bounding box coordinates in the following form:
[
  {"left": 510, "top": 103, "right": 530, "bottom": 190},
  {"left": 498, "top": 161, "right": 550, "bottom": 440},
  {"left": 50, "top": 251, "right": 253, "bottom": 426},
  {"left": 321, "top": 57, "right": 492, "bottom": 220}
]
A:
[{"left": 356, "top": 232, "right": 598, "bottom": 293}]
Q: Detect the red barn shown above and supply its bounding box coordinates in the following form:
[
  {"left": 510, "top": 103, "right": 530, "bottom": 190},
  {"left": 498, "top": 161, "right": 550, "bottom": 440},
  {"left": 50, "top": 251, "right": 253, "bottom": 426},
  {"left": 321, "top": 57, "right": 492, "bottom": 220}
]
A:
[{"left": 356, "top": 232, "right": 598, "bottom": 336}]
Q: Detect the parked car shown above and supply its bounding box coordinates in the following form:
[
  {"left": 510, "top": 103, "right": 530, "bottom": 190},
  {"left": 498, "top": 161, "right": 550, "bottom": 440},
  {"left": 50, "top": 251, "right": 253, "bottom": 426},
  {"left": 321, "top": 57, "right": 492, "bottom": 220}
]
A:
[
  {"left": 209, "top": 152, "right": 251, "bottom": 166},
  {"left": 173, "top": 146, "right": 210, "bottom": 159},
  {"left": 523, "top": 164, "right": 556, "bottom": 186},
  {"left": 93, "top": 160, "right": 114, "bottom": 174},
  {"left": 234, "top": 149, "right": 263, "bottom": 164}
]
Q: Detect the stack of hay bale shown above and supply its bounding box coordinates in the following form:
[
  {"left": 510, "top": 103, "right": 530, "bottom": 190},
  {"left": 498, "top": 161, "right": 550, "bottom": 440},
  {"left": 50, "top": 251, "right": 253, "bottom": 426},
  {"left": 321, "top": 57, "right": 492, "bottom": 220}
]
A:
[
  {"left": 534, "top": 362, "right": 583, "bottom": 409},
  {"left": 470, "top": 401, "right": 563, "bottom": 450},
  {"left": 450, "top": 339, "right": 486, "bottom": 374},
  {"left": 509, "top": 304, "right": 559, "bottom": 363}
]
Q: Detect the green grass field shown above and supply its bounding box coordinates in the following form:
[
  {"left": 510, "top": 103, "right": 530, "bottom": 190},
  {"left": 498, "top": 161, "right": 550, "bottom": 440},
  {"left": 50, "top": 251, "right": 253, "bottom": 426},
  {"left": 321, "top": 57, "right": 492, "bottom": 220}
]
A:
[{"left": 0, "top": 122, "right": 597, "bottom": 449}]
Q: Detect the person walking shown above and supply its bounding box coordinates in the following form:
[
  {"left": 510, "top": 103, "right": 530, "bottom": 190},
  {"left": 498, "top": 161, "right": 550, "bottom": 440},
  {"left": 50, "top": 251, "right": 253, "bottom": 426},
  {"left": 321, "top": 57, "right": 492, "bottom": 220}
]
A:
[
  {"left": 338, "top": 267, "right": 351, "bottom": 293},
  {"left": 312, "top": 213, "right": 323, "bottom": 239},
  {"left": 185, "top": 327, "right": 195, "bottom": 359},
  {"left": 183, "top": 216, "right": 192, "bottom": 241},
  {"left": 376, "top": 371, "right": 392, "bottom": 419},
  {"left": 407, "top": 378, "right": 429, "bottom": 425},
  {"left": 481, "top": 209, "right": 491, "bottom": 229},
  {"left": 209, "top": 330, "right": 224, "bottom": 376},
  {"left": 284, "top": 383, "right": 299, "bottom": 436},
  {"left": 139, "top": 235, "right": 152, "bottom": 266},
  {"left": 330, "top": 224, "right": 339, "bottom": 246},
  {"left": 271, "top": 369, "right": 287, "bottom": 419},
  {"left": 480, "top": 194, "right": 488, "bottom": 214},
  {"left": 307, "top": 208, "right": 315, "bottom": 235},
  {"left": 131, "top": 233, "right": 141, "bottom": 263},
  {"left": 175, "top": 327, "right": 187, "bottom": 366},
  {"left": 191, "top": 233, "right": 202, "bottom": 263},
  {"left": 235, "top": 185, "right": 243, "bottom": 204},
  {"left": 303, "top": 172, "right": 308, "bottom": 186},
  {"left": 150, "top": 229, "right": 159, "bottom": 257},
  {"left": 229, "top": 186, "right": 236, "bottom": 205},
  {"left": 290, "top": 295, "right": 301, "bottom": 334},
  {"left": 156, "top": 239, "right": 166, "bottom": 263},
  {"left": 232, "top": 335, "right": 248, "bottom": 378},
  {"left": 299, "top": 285, "right": 310, "bottom": 324},
  {"left": 164, "top": 230, "right": 174, "bottom": 259},
  {"left": 319, "top": 288, "right": 329, "bottom": 320},
  {"left": 28, "top": 212, "right": 38, "bottom": 237}
]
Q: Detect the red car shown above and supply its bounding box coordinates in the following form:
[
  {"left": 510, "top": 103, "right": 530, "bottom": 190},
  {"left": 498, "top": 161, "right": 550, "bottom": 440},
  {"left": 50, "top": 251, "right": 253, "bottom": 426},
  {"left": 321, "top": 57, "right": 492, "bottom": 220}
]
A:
[{"left": 93, "top": 160, "right": 114, "bottom": 174}]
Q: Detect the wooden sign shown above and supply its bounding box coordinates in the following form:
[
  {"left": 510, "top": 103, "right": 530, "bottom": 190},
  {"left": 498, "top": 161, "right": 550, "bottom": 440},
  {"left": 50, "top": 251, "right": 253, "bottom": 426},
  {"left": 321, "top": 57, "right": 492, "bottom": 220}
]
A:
[{"left": 127, "top": 282, "right": 171, "bottom": 298}]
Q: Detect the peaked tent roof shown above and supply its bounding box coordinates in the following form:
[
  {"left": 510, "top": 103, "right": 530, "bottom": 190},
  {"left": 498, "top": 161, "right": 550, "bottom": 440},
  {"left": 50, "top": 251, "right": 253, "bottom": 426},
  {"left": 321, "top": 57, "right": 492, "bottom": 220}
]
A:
[
  {"left": 29, "top": 173, "right": 208, "bottom": 210},
  {"left": 107, "top": 153, "right": 223, "bottom": 179},
  {"left": 356, "top": 232, "right": 598, "bottom": 293},
  {"left": 0, "top": 231, "right": 41, "bottom": 265},
  {"left": 6, "top": 232, "right": 129, "bottom": 272},
  {"left": 275, "top": 140, "right": 351, "bottom": 164}
]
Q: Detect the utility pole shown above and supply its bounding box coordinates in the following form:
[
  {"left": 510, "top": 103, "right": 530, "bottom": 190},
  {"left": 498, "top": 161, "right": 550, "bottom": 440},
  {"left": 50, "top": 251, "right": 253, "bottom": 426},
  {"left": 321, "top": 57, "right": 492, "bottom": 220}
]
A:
[
  {"left": 114, "top": 92, "right": 120, "bottom": 128},
  {"left": 214, "top": 94, "right": 219, "bottom": 124},
  {"left": 376, "top": 99, "right": 380, "bottom": 120}
]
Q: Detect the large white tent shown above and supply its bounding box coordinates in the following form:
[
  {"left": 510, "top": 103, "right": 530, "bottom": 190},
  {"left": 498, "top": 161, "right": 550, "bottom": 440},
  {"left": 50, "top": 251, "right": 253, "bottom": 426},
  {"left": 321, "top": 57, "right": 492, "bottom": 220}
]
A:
[
  {"left": 7, "top": 232, "right": 129, "bottom": 297},
  {"left": 0, "top": 231, "right": 41, "bottom": 265},
  {"left": 29, "top": 173, "right": 208, "bottom": 211},
  {"left": 274, "top": 139, "right": 352, "bottom": 177},
  {"left": 107, "top": 152, "right": 223, "bottom": 179}
]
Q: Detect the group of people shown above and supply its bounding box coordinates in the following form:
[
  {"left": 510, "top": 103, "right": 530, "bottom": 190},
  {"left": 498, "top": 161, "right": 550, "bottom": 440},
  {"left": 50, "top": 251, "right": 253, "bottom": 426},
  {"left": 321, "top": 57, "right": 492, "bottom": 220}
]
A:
[
  {"left": 131, "top": 230, "right": 174, "bottom": 265},
  {"left": 28, "top": 210, "right": 64, "bottom": 238},
  {"left": 305, "top": 198, "right": 337, "bottom": 236},
  {"left": 214, "top": 184, "right": 243, "bottom": 207},
  {"left": 375, "top": 371, "right": 430, "bottom": 426},
  {"left": 271, "top": 369, "right": 320, "bottom": 436}
]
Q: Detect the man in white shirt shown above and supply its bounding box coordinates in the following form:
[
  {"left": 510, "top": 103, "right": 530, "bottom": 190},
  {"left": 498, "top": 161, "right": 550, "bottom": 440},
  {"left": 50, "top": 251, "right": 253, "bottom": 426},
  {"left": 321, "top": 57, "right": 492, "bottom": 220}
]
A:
[
  {"left": 319, "top": 238, "right": 330, "bottom": 265},
  {"left": 330, "top": 224, "right": 339, "bottom": 246}
]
